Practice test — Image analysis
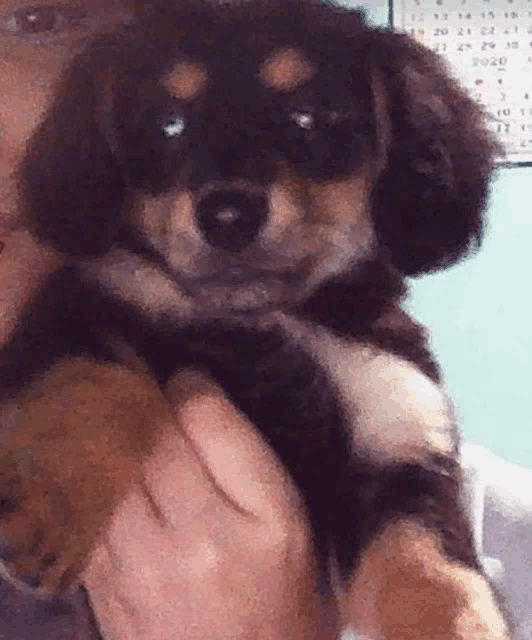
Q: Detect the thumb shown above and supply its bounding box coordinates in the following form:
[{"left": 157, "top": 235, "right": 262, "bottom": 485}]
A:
[{"left": 165, "top": 368, "right": 306, "bottom": 526}]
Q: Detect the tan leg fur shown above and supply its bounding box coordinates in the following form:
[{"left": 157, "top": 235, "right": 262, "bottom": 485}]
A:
[
  {"left": 342, "top": 520, "right": 509, "bottom": 640},
  {"left": 0, "top": 356, "right": 175, "bottom": 595}
]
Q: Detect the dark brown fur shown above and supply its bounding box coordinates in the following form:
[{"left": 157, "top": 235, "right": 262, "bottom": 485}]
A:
[{"left": 0, "top": 0, "right": 511, "bottom": 636}]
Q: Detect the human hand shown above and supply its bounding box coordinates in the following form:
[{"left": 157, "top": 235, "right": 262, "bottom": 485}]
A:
[{"left": 83, "top": 370, "right": 338, "bottom": 640}]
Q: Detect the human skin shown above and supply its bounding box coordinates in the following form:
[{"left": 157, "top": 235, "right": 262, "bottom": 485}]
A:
[
  {"left": 0, "top": 2, "right": 337, "bottom": 637},
  {"left": 0, "top": 0, "right": 134, "bottom": 342},
  {"left": 84, "top": 369, "right": 334, "bottom": 640}
]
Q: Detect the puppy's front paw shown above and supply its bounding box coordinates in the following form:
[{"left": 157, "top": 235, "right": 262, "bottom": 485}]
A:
[
  {"left": 344, "top": 520, "right": 510, "bottom": 640},
  {"left": 0, "top": 357, "right": 174, "bottom": 595},
  {"left": 0, "top": 452, "right": 78, "bottom": 594}
]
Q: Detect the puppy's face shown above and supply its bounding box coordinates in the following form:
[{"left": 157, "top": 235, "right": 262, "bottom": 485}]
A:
[
  {"left": 107, "top": 5, "right": 386, "bottom": 315},
  {"left": 24, "top": 0, "right": 497, "bottom": 318}
]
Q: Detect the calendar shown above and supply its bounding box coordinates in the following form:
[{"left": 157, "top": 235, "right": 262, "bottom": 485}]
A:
[{"left": 394, "top": 0, "right": 532, "bottom": 164}]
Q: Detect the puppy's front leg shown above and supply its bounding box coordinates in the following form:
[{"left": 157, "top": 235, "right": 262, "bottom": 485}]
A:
[
  {"left": 313, "top": 341, "right": 510, "bottom": 638},
  {"left": 341, "top": 519, "right": 509, "bottom": 639},
  {"left": 0, "top": 356, "right": 174, "bottom": 595}
]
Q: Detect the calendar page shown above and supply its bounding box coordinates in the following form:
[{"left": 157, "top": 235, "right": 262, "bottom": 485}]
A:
[{"left": 394, "top": 0, "right": 532, "bottom": 164}]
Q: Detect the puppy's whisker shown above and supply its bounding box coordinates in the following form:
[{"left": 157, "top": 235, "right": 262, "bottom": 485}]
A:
[{"left": 79, "top": 248, "right": 196, "bottom": 326}]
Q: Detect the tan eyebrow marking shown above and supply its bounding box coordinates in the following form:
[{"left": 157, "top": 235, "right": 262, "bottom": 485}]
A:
[
  {"left": 163, "top": 62, "right": 209, "bottom": 100},
  {"left": 260, "top": 48, "right": 316, "bottom": 93}
]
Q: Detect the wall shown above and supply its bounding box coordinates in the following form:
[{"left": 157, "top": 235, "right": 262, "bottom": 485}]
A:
[{"left": 408, "top": 168, "right": 532, "bottom": 468}]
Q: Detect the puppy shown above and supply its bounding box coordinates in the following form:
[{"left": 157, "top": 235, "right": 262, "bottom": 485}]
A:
[{"left": 0, "top": 0, "right": 510, "bottom": 636}]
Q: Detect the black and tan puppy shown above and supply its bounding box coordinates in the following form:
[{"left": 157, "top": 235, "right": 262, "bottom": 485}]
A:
[{"left": 0, "top": 0, "right": 510, "bottom": 635}]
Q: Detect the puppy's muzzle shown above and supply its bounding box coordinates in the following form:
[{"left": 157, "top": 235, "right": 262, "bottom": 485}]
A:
[{"left": 197, "top": 189, "right": 268, "bottom": 252}]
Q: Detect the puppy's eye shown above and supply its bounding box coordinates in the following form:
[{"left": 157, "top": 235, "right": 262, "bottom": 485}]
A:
[
  {"left": 326, "top": 111, "right": 342, "bottom": 125},
  {"left": 162, "top": 115, "right": 186, "bottom": 138},
  {"left": 5, "top": 4, "right": 87, "bottom": 34},
  {"left": 289, "top": 109, "right": 345, "bottom": 132},
  {"left": 291, "top": 110, "right": 315, "bottom": 131}
]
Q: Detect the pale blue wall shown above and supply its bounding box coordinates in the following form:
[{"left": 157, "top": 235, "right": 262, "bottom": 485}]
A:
[
  {"left": 349, "top": 0, "right": 532, "bottom": 468},
  {"left": 408, "top": 169, "right": 532, "bottom": 469}
]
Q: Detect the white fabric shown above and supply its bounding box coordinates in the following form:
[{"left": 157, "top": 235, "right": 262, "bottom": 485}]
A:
[{"left": 465, "top": 444, "right": 532, "bottom": 639}]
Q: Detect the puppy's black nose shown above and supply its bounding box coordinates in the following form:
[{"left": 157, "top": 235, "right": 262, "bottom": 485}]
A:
[{"left": 197, "top": 190, "right": 268, "bottom": 252}]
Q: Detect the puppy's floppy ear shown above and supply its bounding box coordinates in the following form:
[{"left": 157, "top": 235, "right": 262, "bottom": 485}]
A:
[
  {"left": 19, "top": 44, "right": 124, "bottom": 257},
  {"left": 369, "top": 31, "right": 501, "bottom": 276}
]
